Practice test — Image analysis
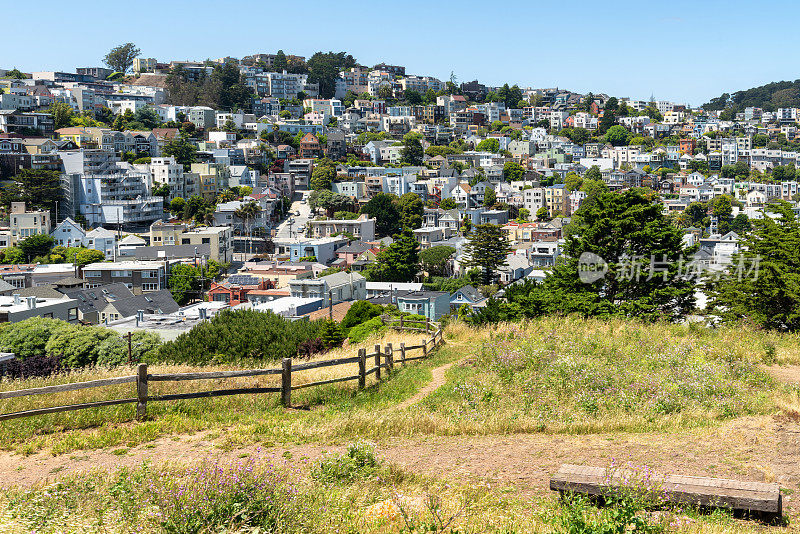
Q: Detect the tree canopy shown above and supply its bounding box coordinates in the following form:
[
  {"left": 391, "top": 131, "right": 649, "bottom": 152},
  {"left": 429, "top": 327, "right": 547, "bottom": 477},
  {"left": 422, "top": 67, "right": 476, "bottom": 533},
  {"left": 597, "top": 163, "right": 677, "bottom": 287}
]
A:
[
  {"left": 360, "top": 193, "right": 400, "bottom": 237},
  {"left": 103, "top": 43, "right": 140, "bottom": 73}
]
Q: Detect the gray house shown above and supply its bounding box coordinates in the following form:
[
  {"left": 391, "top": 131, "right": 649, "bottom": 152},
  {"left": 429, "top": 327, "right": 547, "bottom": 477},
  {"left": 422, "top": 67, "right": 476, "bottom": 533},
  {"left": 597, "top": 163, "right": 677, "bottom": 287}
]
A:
[{"left": 288, "top": 271, "right": 366, "bottom": 307}]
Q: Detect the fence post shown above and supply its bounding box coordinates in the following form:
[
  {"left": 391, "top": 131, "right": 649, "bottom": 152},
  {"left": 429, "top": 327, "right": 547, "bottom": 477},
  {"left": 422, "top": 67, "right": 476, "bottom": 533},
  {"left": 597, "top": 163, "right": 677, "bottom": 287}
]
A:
[
  {"left": 426, "top": 318, "right": 430, "bottom": 334},
  {"left": 136, "top": 363, "right": 148, "bottom": 421},
  {"left": 374, "top": 344, "right": 381, "bottom": 381},
  {"left": 422, "top": 339, "right": 428, "bottom": 359},
  {"left": 400, "top": 315, "right": 404, "bottom": 330},
  {"left": 358, "top": 348, "right": 366, "bottom": 390},
  {"left": 281, "top": 358, "right": 292, "bottom": 408},
  {"left": 400, "top": 342, "right": 406, "bottom": 366},
  {"left": 386, "top": 343, "right": 393, "bottom": 373}
]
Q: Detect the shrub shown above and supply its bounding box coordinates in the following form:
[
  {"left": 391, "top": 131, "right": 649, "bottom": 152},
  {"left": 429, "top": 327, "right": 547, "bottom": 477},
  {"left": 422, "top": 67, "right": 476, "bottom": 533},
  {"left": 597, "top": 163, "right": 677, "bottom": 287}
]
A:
[
  {"left": 341, "top": 300, "right": 384, "bottom": 332},
  {"left": 45, "top": 327, "right": 115, "bottom": 368},
  {"left": 96, "top": 331, "right": 162, "bottom": 366},
  {"left": 156, "top": 309, "right": 327, "bottom": 365},
  {"left": 312, "top": 441, "right": 380, "bottom": 483},
  {"left": 347, "top": 316, "right": 386, "bottom": 343},
  {"left": 2, "top": 354, "right": 64, "bottom": 379},
  {"left": 0, "top": 317, "right": 73, "bottom": 359},
  {"left": 320, "top": 320, "right": 344, "bottom": 349}
]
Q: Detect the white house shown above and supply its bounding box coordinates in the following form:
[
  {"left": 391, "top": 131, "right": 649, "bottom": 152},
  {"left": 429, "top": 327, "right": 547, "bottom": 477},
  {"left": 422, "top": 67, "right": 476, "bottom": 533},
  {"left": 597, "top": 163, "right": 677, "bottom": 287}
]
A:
[
  {"left": 51, "top": 218, "right": 85, "bottom": 248},
  {"left": 84, "top": 227, "right": 118, "bottom": 260}
]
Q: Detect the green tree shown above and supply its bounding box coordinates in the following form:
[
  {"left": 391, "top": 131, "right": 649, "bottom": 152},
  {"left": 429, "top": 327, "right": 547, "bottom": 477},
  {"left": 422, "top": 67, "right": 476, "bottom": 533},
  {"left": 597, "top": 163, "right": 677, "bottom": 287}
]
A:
[
  {"left": 48, "top": 102, "right": 74, "bottom": 130},
  {"left": 605, "top": 125, "right": 631, "bottom": 146},
  {"left": 518, "top": 208, "right": 531, "bottom": 222},
  {"left": 365, "top": 230, "right": 420, "bottom": 282},
  {"left": 399, "top": 192, "right": 424, "bottom": 230},
  {"left": 310, "top": 160, "right": 336, "bottom": 190},
  {"left": 708, "top": 202, "right": 800, "bottom": 330},
  {"left": 320, "top": 320, "right": 344, "bottom": 349},
  {"left": 565, "top": 172, "right": 583, "bottom": 192},
  {"left": 162, "top": 136, "right": 198, "bottom": 169},
  {"left": 400, "top": 135, "right": 424, "bottom": 166},
  {"left": 360, "top": 193, "right": 400, "bottom": 237},
  {"left": 521, "top": 190, "right": 695, "bottom": 322},
  {"left": 536, "top": 206, "right": 550, "bottom": 221},
  {"left": 307, "top": 51, "right": 356, "bottom": 98},
  {"left": 419, "top": 245, "right": 455, "bottom": 276},
  {"left": 45, "top": 327, "right": 114, "bottom": 368},
  {"left": 476, "top": 138, "right": 500, "bottom": 153},
  {"left": 18, "top": 234, "right": 54, "bottom": 261},
  {"left": 598, "top": 97, "right": 618, "bottom": 133},
  {"left": 340, "top": 300, "right": 384, "bottom": 331},
  {"left": 74, "top": 248, "right": 105, "bottom": 266},
  {"left": 168, "top": 263, "right": 199, "bottom": 305},
  {"left": 439, "top": 197, "right": 457, "bottom": 210},
  {"left": 461, "top": 224, "right": 511, "bottom": 285},
  {"left": 483, "top": 186, "right": 496, "bottom": 207},
  {"left": 170, "top": 197, "right": 186, "bottom": 217},
  {"left": 1, "top": 246, "right": 24, "bottom": 264},
  {"left": 2, "top": 169, "right": 62, "bottom": 213},
  {"left": 503, "top": 161, "right": 525, "bottom": 182},
  {"left": 0, "top": 317, "right": 73, "bottom": 358},
  {"left": 273, "top": 50, "right": 288, "bottom": 71},
  {"left": 103, "top": 43, "right": 140, "bottom": 73},
  {"left": 96, "top": 331, "right": 162, "bottom": 366},
  {"left": 156, "top": 309, "right": 326, "bottom": 364}
]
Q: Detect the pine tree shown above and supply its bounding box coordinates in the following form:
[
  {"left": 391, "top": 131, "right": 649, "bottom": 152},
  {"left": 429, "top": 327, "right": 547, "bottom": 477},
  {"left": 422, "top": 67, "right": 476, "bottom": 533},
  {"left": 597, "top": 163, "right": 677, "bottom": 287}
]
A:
[
  {"left": 320, "top": 320, "right": 344, "bottom": 349},
  {"left": 708, "top": 201, "right": 800, "bottom": 330},
  {"left": 461, "top": 224, "right": 511, "bottom": 285}
]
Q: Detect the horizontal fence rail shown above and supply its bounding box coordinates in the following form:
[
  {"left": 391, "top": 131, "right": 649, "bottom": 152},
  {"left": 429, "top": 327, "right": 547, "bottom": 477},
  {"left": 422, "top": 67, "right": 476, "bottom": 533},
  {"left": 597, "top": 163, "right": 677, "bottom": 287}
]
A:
[{"left": 0, "top": 320, "right": 445, "bottom": 422}]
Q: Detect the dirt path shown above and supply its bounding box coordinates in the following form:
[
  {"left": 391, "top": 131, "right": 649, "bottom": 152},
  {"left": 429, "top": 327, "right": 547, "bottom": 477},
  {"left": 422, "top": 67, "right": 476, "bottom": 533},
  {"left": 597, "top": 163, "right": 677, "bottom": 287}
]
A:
[
  {"left": 3, "top": 415, "right": 800, "bottom": 516},
  {"left": 395, "top": 361, "right": 458, "bottom": 410},
  {"left": 763, "top": 364, "right": 800, "bottom": 385}
]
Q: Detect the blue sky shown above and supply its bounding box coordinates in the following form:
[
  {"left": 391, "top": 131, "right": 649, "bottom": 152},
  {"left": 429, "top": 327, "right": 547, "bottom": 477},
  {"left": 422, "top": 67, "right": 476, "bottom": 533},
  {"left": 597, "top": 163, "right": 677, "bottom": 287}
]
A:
[{"left": 6, "top": 0, "right": 800, "bottom": 106}]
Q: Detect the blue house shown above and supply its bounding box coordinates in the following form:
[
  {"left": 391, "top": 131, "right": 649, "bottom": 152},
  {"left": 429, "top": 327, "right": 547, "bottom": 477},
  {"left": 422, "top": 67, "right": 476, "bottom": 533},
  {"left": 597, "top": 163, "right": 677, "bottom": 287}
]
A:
[
  {"left": 395, "top": 291, "right": 451, "bottom": 320},
  {"left": 449, "top": 285, "right": 485, "bottom": 311}
]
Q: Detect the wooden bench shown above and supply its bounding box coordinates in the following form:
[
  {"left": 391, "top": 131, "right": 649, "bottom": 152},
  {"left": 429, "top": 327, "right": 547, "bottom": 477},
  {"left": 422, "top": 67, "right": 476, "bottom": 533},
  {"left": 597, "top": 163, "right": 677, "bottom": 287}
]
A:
[{"left": 550, "top": 464, "right": 782, "bottom": 520}]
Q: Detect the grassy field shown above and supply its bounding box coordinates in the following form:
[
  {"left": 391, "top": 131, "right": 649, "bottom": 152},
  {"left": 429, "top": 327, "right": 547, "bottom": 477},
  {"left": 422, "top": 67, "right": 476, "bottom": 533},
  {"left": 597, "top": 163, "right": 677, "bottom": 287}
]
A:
[
  {"left": 0, "top": 443, "right": 767, "bottom": 534},
  {"left": 2, "top": 316, "right": 800, "bottom": 532}
]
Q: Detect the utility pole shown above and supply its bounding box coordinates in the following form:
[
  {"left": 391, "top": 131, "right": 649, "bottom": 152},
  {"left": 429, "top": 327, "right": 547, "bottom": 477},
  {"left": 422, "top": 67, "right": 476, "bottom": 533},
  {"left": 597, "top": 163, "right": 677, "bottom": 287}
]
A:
[{"left": 126, "top": 331, "right": 133, "bottom": 365}]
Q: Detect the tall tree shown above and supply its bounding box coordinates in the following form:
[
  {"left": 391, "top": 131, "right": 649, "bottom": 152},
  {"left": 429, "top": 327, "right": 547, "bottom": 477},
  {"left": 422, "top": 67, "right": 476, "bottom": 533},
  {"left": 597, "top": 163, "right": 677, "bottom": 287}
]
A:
[
  {"left": 365, "top": 230, "right": 420, "bottom": 282},
  {"left": 307, "top": 51, "right": 356, "bottom": 98},
  {"left": 360, "top": 193, "right": 400, "bottom": 237},
  {"left": 162, "top": 136, "right": 198, "bottom": 169},
  {"left": 708, "top": 202, "right": 800, "bottom": 330},
  {"left": 483, "top": 186, "right": 497, "bottom": 207},
  {"left": 399, "top": 192, "right": 424, "bottom": 230},
  {"left": 1, "top": 169, "right": 62, "bottom": 213},
  {"left": 461, "top": 223, "right": 511, "bottom": 285},
  {"left": 48, "top": 102, "right": 74, "bottom": 129},
  {"left": 400, "top": 135, "right": 424, "bottom": 166},
  {"left": 310, "top": 159, "right": 336, "bottom": 190},
  {"left": 103, "top": 43, "right": 141, "bottom": 73},
  {"left": 273, "top": 50, "right": 288, "bottom": 72}
]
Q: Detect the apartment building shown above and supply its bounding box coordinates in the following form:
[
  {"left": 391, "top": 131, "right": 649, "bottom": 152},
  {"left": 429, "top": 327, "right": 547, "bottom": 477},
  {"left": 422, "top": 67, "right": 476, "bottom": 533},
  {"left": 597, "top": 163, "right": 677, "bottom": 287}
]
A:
[
  {"left": 82, "top": 260, "right": 167, "bottom": 294},
  {"left": 308, "top": 214, "right": 376, "bottom": 241},
  {"left": 9, "top": 202, "right": 51, "bottom": 244}
]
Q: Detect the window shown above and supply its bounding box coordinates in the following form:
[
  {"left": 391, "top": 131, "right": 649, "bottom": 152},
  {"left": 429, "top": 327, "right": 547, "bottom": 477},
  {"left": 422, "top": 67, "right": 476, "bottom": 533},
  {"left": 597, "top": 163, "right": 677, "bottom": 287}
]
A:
[
  {"left": 68, "top": 308, "right": 78, "bottom": 321},
  {"left": 112, "top": 270, "right": 132, "bottom": 277},
  {"left": 85, "top": 271, "right": 101, "bottom": 277},
  {"left": 141, "top": 283, "right": 159, "bottom": 291},
  {"left": 142, "top": 270, "right": 158, "bottom": 278},
  {"left": 201, "top": 238, "right": 211, "bottom": 244}
]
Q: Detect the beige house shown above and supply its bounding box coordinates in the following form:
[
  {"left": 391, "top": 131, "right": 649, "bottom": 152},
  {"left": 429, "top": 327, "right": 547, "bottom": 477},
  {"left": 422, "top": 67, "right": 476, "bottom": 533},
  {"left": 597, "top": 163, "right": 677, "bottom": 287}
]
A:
[
  {"left": 149, "top": 221, "right": 232, "bottom": 263},
  {"left": 9, "top": 202, "right": 51, "bottom": 244}
]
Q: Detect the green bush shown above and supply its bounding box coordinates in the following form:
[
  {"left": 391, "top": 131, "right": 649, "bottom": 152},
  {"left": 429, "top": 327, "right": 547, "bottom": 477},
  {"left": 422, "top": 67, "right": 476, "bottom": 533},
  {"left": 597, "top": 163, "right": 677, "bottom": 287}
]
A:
[
  {"left": 0, "top": 317, "right": 73, "bottom": 358},
  {"left": 311, "top": 441, "right": 380, "bottom": 483},
  {"left": 347, "top": 316, "right": 386, "bottom": 343},
  {"left": 340, "top": 300, "right": 384, "bottom": 332},
  {"left": 0, "top": 317, "right": 162, "bottom": 368},
  {"left": 156, "top": 309, "right": 326, "bottom": 365}
]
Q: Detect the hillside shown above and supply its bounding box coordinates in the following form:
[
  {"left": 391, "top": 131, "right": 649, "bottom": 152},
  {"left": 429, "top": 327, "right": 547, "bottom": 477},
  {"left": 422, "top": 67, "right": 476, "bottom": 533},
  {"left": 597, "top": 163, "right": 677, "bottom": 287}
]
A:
[
  {"left": 704, "top": 79, "right": 800, "bottom": 112},
  {"left": 1, "top": 317, "right": 799, "bottom": 532}
]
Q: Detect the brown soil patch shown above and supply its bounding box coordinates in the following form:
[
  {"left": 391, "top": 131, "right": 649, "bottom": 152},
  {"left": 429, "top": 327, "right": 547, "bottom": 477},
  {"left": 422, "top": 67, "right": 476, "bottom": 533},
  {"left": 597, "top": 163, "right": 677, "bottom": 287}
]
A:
[{"left": 763, "top": 365, "right": 800, "bottom": 385}]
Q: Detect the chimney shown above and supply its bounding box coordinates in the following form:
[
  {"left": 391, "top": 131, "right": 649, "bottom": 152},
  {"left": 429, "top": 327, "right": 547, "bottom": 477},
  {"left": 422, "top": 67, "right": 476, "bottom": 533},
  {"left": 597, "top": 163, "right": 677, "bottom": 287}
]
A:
[
  {"left": 26, "top": 296, "right": 36, "bottom": 310},
  {"left": 136, "top": 309, "right": 144, "bottom": 327},
  {"left": 12, "top": 294, "right": 20, "bottom": 305},
  {"left": 199, "top": 307, "right": 207, "bottom": 320}
]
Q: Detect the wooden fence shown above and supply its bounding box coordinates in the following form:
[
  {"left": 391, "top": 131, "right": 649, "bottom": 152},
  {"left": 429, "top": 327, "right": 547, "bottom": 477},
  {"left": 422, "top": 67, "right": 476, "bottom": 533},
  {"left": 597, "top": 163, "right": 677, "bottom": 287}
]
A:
[{"left": 0, "top": 319, "right": 444, "bottom": 422}]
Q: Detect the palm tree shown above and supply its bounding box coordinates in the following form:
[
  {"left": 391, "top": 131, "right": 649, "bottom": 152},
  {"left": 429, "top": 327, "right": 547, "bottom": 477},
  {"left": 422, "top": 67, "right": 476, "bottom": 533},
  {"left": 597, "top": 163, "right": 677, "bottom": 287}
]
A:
[{"left": 235, "top": 201, "right": 261, "bottom": 256}]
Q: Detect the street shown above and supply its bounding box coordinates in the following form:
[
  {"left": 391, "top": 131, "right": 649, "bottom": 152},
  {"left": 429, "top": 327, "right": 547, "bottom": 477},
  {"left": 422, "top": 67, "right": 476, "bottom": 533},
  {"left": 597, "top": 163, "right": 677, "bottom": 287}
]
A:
[{"left": 275, "top": 190, "right": 313, "bottom": 240}]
